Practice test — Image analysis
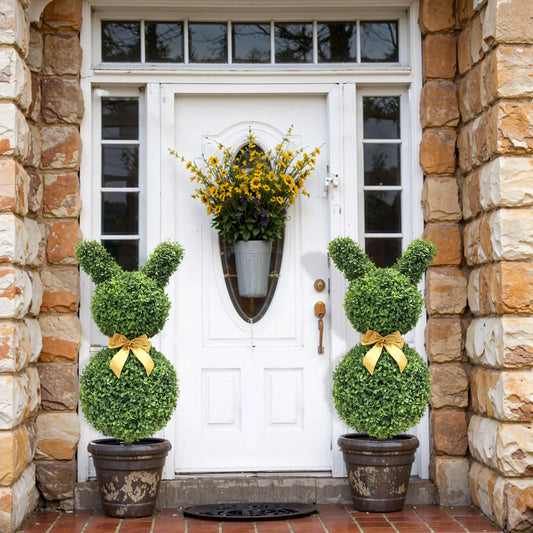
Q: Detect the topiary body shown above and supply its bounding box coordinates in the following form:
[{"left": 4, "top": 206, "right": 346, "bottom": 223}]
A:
[
  {"left": 328, "top": 237, "right": 436, "bottom": 439},
  {"left": 76, "top": 240, "right": 184, "bottom": 444},
  {"left": 80, "top": 347, "right": 178, "bottom": 443}
]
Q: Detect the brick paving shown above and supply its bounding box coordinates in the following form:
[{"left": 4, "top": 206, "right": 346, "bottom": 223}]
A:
[{"left": 17, "top": 505, "right": 501, "bottom": 533}]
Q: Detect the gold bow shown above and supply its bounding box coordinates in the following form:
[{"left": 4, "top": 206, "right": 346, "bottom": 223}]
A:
[
  {"left": 108, "top": 333, "right": 153, "bottom": 379},
  {"left": 361, "top": 330, "right": 407, "bottom": 375}
]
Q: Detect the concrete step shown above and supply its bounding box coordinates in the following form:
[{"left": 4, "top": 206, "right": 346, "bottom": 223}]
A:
[{"left": 75, "top": 476, "right": 436, "bottom": 510}]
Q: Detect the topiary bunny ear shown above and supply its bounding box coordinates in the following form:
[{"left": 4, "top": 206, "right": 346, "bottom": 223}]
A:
[
  {"left": 141, "top": 241, "right": 184, "bottom": 289},
  {"left": 328, "top": 236, "right": 375, "bottom": 281},
  {"left": 394, "top": 239, "right": 436, "bottom": 285},
  {"left": 75, "top": 240, "right": 123, "bottom": 285}
]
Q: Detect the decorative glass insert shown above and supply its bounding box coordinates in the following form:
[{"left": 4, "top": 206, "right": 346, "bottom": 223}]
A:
[
  {"left": 102, "top": 21, "right": 141, "bottom": 62},
  {"left": 220, "top": 236, "right": 283, "bottom": 323},
  {"left": 145, "top": 22, "right": 184, "bottom": 62},
  {"left": 100, "top": 18, "right": 400, "bottom": 66},
  {"left": 232, "top": 23, "right": 271, "bottom": 63},
  {"left": 100, "top": 97, "right": 140, "bottom": 270},
  {"left": 189, "top": 23, "right": 227, "bottom": 63},
  {"left": 360, "top": 21, "right": 398, "bottom": 63},
  {"left": 317, "top": 22, "right": 357, "bottom": 62},
  {"left": 362, "top": 95, "right": 402, "bottom": 267},
  {"left": 275, "top": 23, "right": 313, "bottom": 63}
]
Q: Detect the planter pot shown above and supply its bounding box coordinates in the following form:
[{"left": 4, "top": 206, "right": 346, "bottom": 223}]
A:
[
  {"left": 233, "top": 240, "right": 273, "bottom": 297},
  {"left": 88, "top": 438, "right": 171, "bottom": 518},
  {"left": 338, "top": 433, "right": 419, "bottom": 513}
]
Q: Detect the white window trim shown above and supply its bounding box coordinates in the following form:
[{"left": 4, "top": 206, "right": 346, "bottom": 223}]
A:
[{"left": 78, "top": 0, "right": 427, "bottom": 483}]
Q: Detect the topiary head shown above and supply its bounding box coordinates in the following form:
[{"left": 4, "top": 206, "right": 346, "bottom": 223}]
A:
[
  {"left": 328, "top": 237, "right": 436, "bottom": 335},
  {"left": 75, "top": 240, "right": 184, "bottom": 338}
]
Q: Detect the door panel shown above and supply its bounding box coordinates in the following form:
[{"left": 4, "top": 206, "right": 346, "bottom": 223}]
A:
[{"left": 167, "top": 91, "right": 331, "bottom": 472}]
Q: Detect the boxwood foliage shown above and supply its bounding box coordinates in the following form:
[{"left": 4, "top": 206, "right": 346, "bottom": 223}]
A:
[
  {"left": 75, "top": 240, "right": 184, "bottom": 442},
  {"left": 333, "top": 344, "right": 431, "bottom": 439},
  {"left": 328, "top": 236, "right": 436, "bottom": 439},
  {"left": 80, "top": 347, "right": 178, "bottom": 443}
]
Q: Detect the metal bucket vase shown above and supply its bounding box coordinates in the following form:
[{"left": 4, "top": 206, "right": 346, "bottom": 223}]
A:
[
  {"left": 88, "top": 438, "right": 171, "bottom": 518},
  {"left": 233, "top": 240, "right": 273, "bottom": 297},
  {"left": 338, "top": 433, "right": 419, "bottom": 513}
]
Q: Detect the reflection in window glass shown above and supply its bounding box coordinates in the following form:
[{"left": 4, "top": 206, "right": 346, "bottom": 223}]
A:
[
  {"left": 317, "top": 22, "right": 356, "bottom": 62},
  {"left": 102, "top": 21, "right": 141, "bottom": 62},
  {"left": 233, "top": 24, "right": 270, "bottom": 63},
  {"left": 365, "top": 238, "right": 402, "bottom": 268},
  {"left": 360, "top": 21, "right": 398, "bottom": 62},
  {"left": 103, "top": 240, "right": 139, "bottom": 271},
  {"left": 363, "top": 144, "right": 400, "bottom": 186},
  {"left": 364, "top": 190, "right": 401, "bottom": 233},
  {"left": 145, "top": 22, "right": 184, "bottom": 62},
  {"left": 102, "top": 192, "right": 139, "bottom": 235},
  {"left": 102, "top": 98, "right": 138, "bottom": 140},
  {"left": 275, "top": 23, "right": 313, "bottom": 63},
  {"left": 102, "top": 146, "right": 139, "bottom": 188},
  {"left": 189, "top": 23, "right": 227, "bottom": 63},
  {"left": 363, "top": 96, "right": 400, "bottom": 139}
]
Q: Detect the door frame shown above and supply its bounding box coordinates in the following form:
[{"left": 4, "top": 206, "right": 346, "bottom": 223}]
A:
[{"left": 78, "top": 0, "right": 427, "bottom": 483}]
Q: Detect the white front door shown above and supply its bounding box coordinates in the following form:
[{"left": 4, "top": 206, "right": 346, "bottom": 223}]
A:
[{"left": 161, "top": 86, "right": 335, "bottom": 472}]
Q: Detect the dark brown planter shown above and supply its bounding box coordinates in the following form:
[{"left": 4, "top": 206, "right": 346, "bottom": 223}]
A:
[
  {"left": 338, "top": 433, "right": 419, "bottom": 513},
  {"left": 88, "top": 438, "right": 171, "bottom": 518}
]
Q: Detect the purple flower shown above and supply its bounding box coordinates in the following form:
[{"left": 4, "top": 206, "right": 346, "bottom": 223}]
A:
[
  {"left": 260, "top": 218, "right": 270, "bottom": 227},
  {"left": 252, "top": 210, "right": 259, "bottom": 219},
  {"left": 260, "top": 209, "right": 267, "bottom": 217},
  {"left": 235, "top": 215, "right": 242, "bottom": 222},
  {"left": 281, "top": 208, "right": 287, "bottom": 216},
  {"left": 253, "top": 197, "right": 261, "bottom": 206},
  {"left": 225, "top": 196, "right": 231, "bottom": 202},
  {"left": 241, "top": 195, "right": 247, "bottom": 204}
]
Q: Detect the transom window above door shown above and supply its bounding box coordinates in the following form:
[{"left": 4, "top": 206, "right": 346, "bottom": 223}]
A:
[{"left": 99, "top": 19, "right": 399, "bottom": 65}]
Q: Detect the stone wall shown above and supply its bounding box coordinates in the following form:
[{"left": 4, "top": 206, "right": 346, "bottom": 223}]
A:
[
  {"left": 0, "top": 0, "right": 82, "bottom": 530},
  {"left": 421, "top": 0, "right": 533, "bottom": 531}
]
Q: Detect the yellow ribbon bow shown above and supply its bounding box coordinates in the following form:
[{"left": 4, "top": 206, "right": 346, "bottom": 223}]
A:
[
  {"left": 361, "top": 329, "right": 407, "bottom": 375},
  {"left": 108, "top": 333, "right": 154, "bottom": 379}
]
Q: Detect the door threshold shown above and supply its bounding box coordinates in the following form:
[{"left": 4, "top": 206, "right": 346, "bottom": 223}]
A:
[{"left": 174, "top": 471, "right": 333, "bottom": 478}]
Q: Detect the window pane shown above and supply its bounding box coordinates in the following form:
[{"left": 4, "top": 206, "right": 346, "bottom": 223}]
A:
[
  {"left": 102, "top": 21, "right": 141, "bottom": 62},
  {"left": 365, "top": 238, "right": 402, "bottom": 268},
  {"left": 364, "top": 190, "right": 401, "bottom": 233},
  {"left": 102, "top": 98, "right": 138, "bottom": 140},
  {"left": 233, "top": 23, "right": 270, "bottom": 63},
  {"left": 317, "top": 22, "right": 357, "bottom": 63},
  {"left": 360, "top": 21, "right": 398, "bottom": 62},
  {"left": 102, "top": 240, "right": 139, "bottom": 271},
  {"left": 145, "top": 22, "right": 184, "bottom": 62},
  {"left": 189, "top": 23, "right": 227, "bottom": 63},
  {"left": 102, "top": 145, "right": 139, "bottom": 187},
  {"left": 364, "top": 144, "right": 400, "bottom": 186},
  {"left": 363, "top": 96, "right": 400, "bottom": 139},
  {"left": 102, "top": 192, "right": 139, "bottom": 235},
  {"left": 275, "top": 23, "right": 313, "bottom": 63}
]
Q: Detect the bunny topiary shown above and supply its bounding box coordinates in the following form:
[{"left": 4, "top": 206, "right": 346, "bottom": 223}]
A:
[
  {"left": 328, "top": 237, "right": 436, "bottom": 440},
  {"left": 76, "top": 240, "right": 184, "bottom": 444}
]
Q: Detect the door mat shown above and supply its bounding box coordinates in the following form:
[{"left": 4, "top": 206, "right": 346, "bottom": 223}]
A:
[{"left": 183, "top": 502, "right": 317, "bottom": 521}]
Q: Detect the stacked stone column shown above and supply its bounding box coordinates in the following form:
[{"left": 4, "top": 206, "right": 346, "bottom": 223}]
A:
[
  {"left": 0, "top": 0, "right": 82, "bottom": 529},
  {"left": 457, "top": 1, "right": 533, "bottom": 531},
  {"left": 0, "top": 1, "right": 42, "bottom": 530},
  {"left": 419, "top": 0, "right": 471, "bottom": 507}
]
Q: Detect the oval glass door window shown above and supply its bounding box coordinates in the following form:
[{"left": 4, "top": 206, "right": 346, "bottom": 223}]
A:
[
  {"left": 219, "top": 140, "right": 284, "bottom": 323},
  {"left": 220, "top": 234, "right": 283, "bottom": 323}
]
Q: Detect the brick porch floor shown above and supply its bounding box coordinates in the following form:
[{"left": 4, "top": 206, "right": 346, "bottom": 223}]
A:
[{"left": 18, "top": 505, "right": 501, "bottom": 532}]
